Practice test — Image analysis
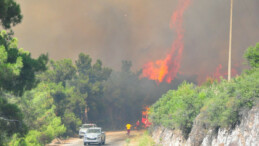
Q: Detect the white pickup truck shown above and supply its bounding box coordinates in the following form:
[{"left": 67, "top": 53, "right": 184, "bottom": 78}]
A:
[
  {"left": 83, "top": 127, "right": 106, "bottom": 145},
  {"left": 79, "top": 123, "right": 96, "bottom": 138}
]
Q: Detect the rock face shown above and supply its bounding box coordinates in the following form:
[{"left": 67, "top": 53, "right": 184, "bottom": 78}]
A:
[{"left": 151, "top": 105, "right": 259, "bottom": 146}]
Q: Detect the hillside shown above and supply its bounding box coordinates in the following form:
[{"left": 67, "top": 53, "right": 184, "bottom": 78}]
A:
[{"left": 149, "top": 43, "right": 259, "bottom": 145}]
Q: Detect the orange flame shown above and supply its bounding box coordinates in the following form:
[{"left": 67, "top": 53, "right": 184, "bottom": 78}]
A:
[
  {"left": 141, "top": 0, "right": 191, "bottom": 83},
  {"left": 142, "top": 106, "right": 151, "bottom": 128},
  {"left": 212, "top": 64, "right": 238, "bottom": 81},
  {"left": 198, "top": 64, "right": 239, "bottom": 84}
]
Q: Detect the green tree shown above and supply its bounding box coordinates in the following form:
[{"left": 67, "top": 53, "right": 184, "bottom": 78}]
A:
[
  {"left": 75, "top": 53, "right": 112, "bottom": 83},
  {"left": 38, "top": 58, "right": 85, "bottom": 135},
  {"left": 71, "top": 53, "right": 112, "bottom": 123},
  {"left": 0, "top": 30, "right": 48, "bottom": 145},
  {"left": 16, "top": 82, "right": 66, "bottom": 145},
  {"left": 37, "top": 54, "right": 112, "bottom": 135},
  {"left": 121, "top": 60, "right": 132, "bottom": 73},
  {"left": 0, "top": 42, "right": 23, "bottom": 85},
  {"left": 0, "top": 96, "right": 27, "bottom": 145},
  {"left": 0, "top": 0, "right": 22, "bottom": 29},
  {"left": 50, "top": 83, "right": 85, "bottom": 136},
  {"left": 39, "top": 59, "right": 76, "bottom": 86},
  {"left": 0, "top": 30, "right": 48, "bottom": 95},
  {"left": 244, "top": 43, "right": 259, "bottom": 68}
]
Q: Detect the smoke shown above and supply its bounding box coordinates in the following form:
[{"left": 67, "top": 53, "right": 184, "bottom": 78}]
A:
[
  {"left": 13, "top": 0, "right": 259, "bottom": 83},
  {"left": 182, "top": 0, "right": 259, "bottom": 82}
]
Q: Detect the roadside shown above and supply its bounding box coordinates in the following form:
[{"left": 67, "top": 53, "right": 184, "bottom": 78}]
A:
[{"left": 123, "top": 130, "right": 156, "bottom": 146}]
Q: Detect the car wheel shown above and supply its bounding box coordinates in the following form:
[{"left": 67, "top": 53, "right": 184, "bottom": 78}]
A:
[{"left": 84, "top": 142, "right": 87, "bottom": 146}]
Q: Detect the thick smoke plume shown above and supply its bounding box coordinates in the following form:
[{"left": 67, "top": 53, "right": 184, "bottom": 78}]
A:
[
  {"left": 141, "top": 0, "right": 191, "bottom": 83},
  {"left": 13, "top": 0, "right": 259, "bottom": 83}
]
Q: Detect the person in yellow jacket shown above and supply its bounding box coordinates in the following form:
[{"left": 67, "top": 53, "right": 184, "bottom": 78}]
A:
[{"left": 126, "top": 123, "right": 132, "bottom": 135}]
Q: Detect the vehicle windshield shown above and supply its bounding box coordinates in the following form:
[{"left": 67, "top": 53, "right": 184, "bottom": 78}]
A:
[
  {"left": 87, "top": 129, "right": 101, "bottom": 133},
  {"left": 82, "top": 125, "right": 94, "bottom": 128}
]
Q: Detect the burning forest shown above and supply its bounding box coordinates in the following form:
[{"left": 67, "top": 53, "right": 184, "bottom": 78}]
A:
[
  {"left": 12, "top": 0, "right": 259, "bottom": 85},
  {"left": 1, "top": 0, "right": 259, "bottom": 145}
]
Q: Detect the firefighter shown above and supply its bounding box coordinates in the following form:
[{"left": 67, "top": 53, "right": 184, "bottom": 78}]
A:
[
  {"left": 136, "top": 120, "right": 140, "bottom": 130},
  {"left": 126, "top": 123, "right": 132, "bottom": 136}
]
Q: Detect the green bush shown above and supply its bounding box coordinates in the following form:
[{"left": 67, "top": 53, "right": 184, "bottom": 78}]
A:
[
  {"left": 138, "top": 131, "right": 156, "bottom": 146},
  {"left": 244, "top": 43, "right": 259, "bottom": 68},
  {"left": 150, "top": 68, "right": 259, "bottom": 137},
  {"left": 150, "top": 82, "right": 203, "bottom": 137},
  {"left": 200, "top": 69, "right": 259, "bottom": 128},
  {"left": 10, "top": 82, "right": 67, "bottom": 145}
]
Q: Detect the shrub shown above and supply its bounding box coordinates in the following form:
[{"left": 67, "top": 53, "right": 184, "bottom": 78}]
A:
[
  {"left": 138, "top": 131, "right": 156, "bottom": 146},
  {"left": 150, "top": 82, "right": 203, "bottom": 137},
  {"left": 244, "top": 43, "right": 259, "bottom": 68}
]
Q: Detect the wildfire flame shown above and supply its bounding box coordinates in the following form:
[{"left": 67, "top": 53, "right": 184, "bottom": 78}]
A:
[
  {"left": 197, "top": 64, "right": 238, "bottom": 84},
  {"left": 142, "top": 106, "right": 151, "bottom": 128},
  {"left": 141, "top": 0, "right": 191, "bottom": 83},
  {"left": 212, "top": 64, "right": 238, "bottom": 81}
]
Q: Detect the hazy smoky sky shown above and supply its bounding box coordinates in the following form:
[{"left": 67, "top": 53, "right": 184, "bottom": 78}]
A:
[{"left": 13, "top": 0, "right": 259, "bottom": 80}]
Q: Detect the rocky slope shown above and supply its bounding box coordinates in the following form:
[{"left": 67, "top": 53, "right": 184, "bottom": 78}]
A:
[{"left": 151, "top": 104, "right": 259, "bottom": 146}]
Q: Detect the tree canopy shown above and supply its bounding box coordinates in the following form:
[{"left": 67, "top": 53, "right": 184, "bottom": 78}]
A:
[
  {"left": 0, "top": 30, "right": 48, "bottom": 145},
  {"left": 0, "top": 30, "right": 48, "bottom": 95},
  {"left": 37, "top": 53, "right": 112, "bottom": 136},
  {"left": 0, "top": 0, "right": 22, "bottom": 29}
]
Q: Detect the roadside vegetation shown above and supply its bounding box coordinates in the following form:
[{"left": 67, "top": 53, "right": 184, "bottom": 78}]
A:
[
  {"left": 137, "top": 131, "right": 156, "bottom": 146},
  {"left": 149, "top": 43, "right": 259, "bottom": 138},
  {"left": 0, "top": 28, "right": 48, "bottom": 145},
  {"left": 0, "top": 30, "right": 112, "bottom": 145},
  {"left": 123, "top": 131, "right": 156, "bottom": 146},
  {"left": 0, "top": 32, "right": 183, "bottom": 145}
]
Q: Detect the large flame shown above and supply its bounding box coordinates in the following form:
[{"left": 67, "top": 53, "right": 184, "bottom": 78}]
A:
[{"left": 141, "top": 0, "right": 191, "bottom": 83}]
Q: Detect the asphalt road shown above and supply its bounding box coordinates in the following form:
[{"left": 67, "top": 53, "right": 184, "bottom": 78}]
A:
[{"left": 49, "top": 131, "right": 131, "bottom": 146}]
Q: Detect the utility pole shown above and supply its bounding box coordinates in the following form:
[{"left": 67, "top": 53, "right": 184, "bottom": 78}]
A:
[{"left": 228, "top": 0, "right": 233, "bottom": 81}]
